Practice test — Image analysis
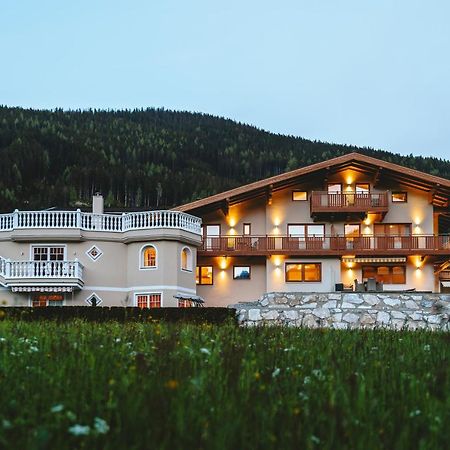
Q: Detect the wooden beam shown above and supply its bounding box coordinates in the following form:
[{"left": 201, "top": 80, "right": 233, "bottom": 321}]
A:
[
  {"left": 220, "top": 198, "right": 230, "bottom": 217},
  {"left": 373, "top": 167, "right": 382, "bottom": 187}
]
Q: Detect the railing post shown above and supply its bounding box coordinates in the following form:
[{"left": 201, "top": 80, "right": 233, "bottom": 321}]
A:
[
  {"left": 76, "top": 209, "right": 81, "bottom": 229},
  {"left": 12, "top": 209, "right": 18, "bottom": 228}
]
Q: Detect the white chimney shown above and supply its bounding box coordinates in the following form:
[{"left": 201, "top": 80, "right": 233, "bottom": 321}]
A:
[{"left": 92, "top": 193, "right": 104, "bottom": 215}]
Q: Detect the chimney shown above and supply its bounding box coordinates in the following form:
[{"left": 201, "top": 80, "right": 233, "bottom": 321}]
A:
[{"left": 92, "top": 193, "right": 104, "bottom": 215}]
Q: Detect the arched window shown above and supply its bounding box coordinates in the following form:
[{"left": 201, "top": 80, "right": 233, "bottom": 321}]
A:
[
  {"left": 181, "top": 247, "right": 192, "bottom": 271},
  {"left": 141, "top": 245, "right": 157, "bottom": 268}
]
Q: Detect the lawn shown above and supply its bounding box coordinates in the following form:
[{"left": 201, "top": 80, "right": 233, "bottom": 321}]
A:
[{"left": 0, "top": 319, "right": 448, "bottom": 449}]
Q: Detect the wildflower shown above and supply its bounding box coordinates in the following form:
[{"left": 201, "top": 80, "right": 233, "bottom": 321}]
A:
[
  {"left": 311, "top": 435, "right": 321, "bottom": 444},
  {"left": 114, "top": 338, "right": 121, "bottom": 343},
  {"left": 423, "top": 345, "right": 431, "bottom": 351},
  {"left": 200, "top": 348, "right": 211, "bottom": 355},
  {"left": 164, "top": 379, "right": 179, "bottom": 390},
  {"left": 0, "top": 337, "right": 6, "bottom": 342},
  {"left": 68, "top": 424, "right": 91, "bottom": 436},
  {"left": 93, "top": 417, "right": 110, "bottom": 435},
  {"left": 50, "top": 404, "right": 64, "bottom": 413},
  {"left": 29, "top": 346, "right": 39, "bottom": 352},
  {"left": 272, "top": 368, "right": 281, "bottom": 378},
  {"left": 2, "top": 419, "right": 12, "bottom": 429},
  {"left": 254, "top": 371, "right": 261, "bottom": 381},
  {"left": 292, "top": 407, "right": 301, "bottom": 416},
  {"left": 409, "top": 409, "right": 421, "bottom": 418}
]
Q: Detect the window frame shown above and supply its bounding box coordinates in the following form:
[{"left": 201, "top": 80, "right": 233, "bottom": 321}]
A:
[
  {"left": 196, "top": 265, "right": 214, "bottom": 285},
  {"left": 233, "top": 265, "right": 251, "bottom": 280},
  {"left": 135, "top": 292, "right": 162, "bottom": 308},
  {"left": 30, "top": 293, "right": 65, "bottom": 307},
  {"left": 355, "top": 183, "right": 370, "bottom": 193},
  {"left": 391, "top": 191, "right": 408, "bottom": 203},
  {"left": 180, "top": 246, "right": 193, "bottom": 272},
  {"left": 30, "top": 244, "right": 66, "bottom": 261},
  {"left": 284, "top": 262, "right": 322, "bottom": 283},
  {"left": 327, "top": 183, "right": 342, "bottom": 194},
  {"left": 362, "top": 265, "right": 406, "bottom": 284},
  {"left": 374, "top": 223, "right": 412, "bottom": 236},
  {"left": 287, "top": 223, "right": 325, "bottom": 238},
  {"left": 243, "top": 223, "right": 251, "bottom": 235},
  {"left": 139, "top": 244, "right": 158, "bottom": 270},
  {"left": 292, "top": 191, "right": 308, "bottom": 201}
]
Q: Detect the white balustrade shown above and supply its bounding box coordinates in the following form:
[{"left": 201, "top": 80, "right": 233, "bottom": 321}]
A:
[
  {"left": 0, "top": 210, "right": 201, "bottom": 235},
  {"left": 0, "top": 259, "right": 83, "bottom": 281}
]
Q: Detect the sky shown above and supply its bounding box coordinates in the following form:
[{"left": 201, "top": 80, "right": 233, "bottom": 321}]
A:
[{"left": 1, "top": 0, "right": 450, "bottom": 160}]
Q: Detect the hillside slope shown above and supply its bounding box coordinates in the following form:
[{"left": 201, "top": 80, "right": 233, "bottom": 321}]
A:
[{"left": 0, "top": 106, "right": 449, "bottom": 211}]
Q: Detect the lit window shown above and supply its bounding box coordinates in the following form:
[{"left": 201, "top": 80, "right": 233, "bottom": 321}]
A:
[
  {"left": 233, "top": 266, "right": 251, "bottom": 280},
  {"left": 181, "top": 247, "right": 192, "bottom": 271},
  {"left": 391, "top": 192, "right": 407, "bottom": 202},
  {"left": 243, "top": 223, "right": 251, "bottom": 235},
  {"left": 327, "top": 184, "right": 342, "bottom": 194},
  {"left": 356, "top": 183, "right": 370, "bottom": 193},
  {"left": 32, "top": 294, "right": 64, "bottom": 307},
  {"left": 142, "top": 245, "right": 157, "bottom": 268},
  {"left": 196, "top": 266, "right": 213, "bottom": 285},
  {"left": 285, "top": 263, "right": 321, "bottom": 282},
  {"left": 178, "top": 299, "right": 191, "bottom": 308},
  {"left": 136, "top": 293, "right": 161, "bottom": 308},
  {"left": 292, "top": 191, "right": 308, "bottom": 201},
  {"left": 362, "top": 265, "right": 406, "bottom": 284}
]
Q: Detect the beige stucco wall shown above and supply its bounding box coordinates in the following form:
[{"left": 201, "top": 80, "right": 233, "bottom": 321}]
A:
[{"left": 196, "top": 256, "right": 266, "bottom": 307}]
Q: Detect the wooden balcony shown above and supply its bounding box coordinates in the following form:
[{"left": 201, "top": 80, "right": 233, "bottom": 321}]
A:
[
  {"left": 199, "top": 235, "right": 450, "bottom": 256},
  {"left": 310, "top": 191, "right": 389, "bottom": 218},
  {"left": 440, "top": 271, "right": 450, "bottom": 281}
]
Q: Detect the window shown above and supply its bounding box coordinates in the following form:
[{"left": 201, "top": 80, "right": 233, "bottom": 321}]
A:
[
  {"left": 355, "top": 183, "right": 370, "bottom": 193},
  {"left": 32, "top": 294, "right": 64, "bottom": 307},
  {"left": 392, "top": 192, "right": 407, "bottom": 202},
  {"left": 374, "top": 223, "right": 411, "bottom": 236},
  {"left": 181, "top": 247, "right": 192, "bottom": 271},
  {"left": 196, "top": 266, "right": 213, "bottom": 285},
  {"left": 86, "top": 245, "right": 103, "bottom": 262},
  {"left": 287, "top": 224, "right": 325, "bottom": 238},
  {"left": 292, "top": 191, "right": 308, "bottom": 201},
  {"left": 178, "top": 299, "right": 191, "bottom": 308},
  {"left": 204, "top": 225, "right": 221, "bottom": 250},
  {"left": 327, "top": 183, "right": 342, "bottom": 193},
  {"left": 205, "top": 225, "right": 220, "bottom": 236},
  {"left": 233, "top": 266, "right": 251, "bottom": 280},
  {"left": 285, "top": 263, "right": 321, "bottom": 282},
  {"left": 141, "top": 245, "right": 157, "bottom": 268},
  {"left": 85, "top": 294, "right": 102, "bottom": 306},
  {"left": 344, "top": 224, "right": 360, "bottom": 238},
  {"left": 243, "top": 223, "right": 251, "bottom": 235},
  {"left": 136, "top": 293, "right": 161, "bottom": 308},
  {"left": 33, "top": 246, "right": 64, "bottom": 261},
  {"left": 362, "top": 266, "right": 406, "bottom": 284}
]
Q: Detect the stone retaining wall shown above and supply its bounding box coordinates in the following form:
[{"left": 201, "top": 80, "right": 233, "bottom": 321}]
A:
[{"left": 231, "top": 292, "right": 450, "bottom": 330}]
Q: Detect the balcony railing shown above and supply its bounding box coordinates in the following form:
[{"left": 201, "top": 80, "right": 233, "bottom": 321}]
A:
[
  {"left": 0, "top": 258, "right": 84, "bottom": 289},
  {"left": 0, "top": 210, "right": 202, "bottom": 235},
  {"left": 310, "top": 191, "right": 389, "bottom": 213},
  {"left": 199, "top": 235, "right": 450, "bottom": 255},
  {"left": 440, "top": 271, "right": 450, "bottom": 281}
]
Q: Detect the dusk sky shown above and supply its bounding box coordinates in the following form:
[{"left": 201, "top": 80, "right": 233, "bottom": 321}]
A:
[{"left": 1, "top": 0, "right": 449, "bottom": 160}]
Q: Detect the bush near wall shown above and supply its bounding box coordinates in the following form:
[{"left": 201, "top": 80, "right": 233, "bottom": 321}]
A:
[{"left": 0, "top": 307, "right": 237, "bottom": 324}]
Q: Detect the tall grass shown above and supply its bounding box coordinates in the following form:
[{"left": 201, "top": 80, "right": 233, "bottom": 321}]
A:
[{"left": 0, "top": 320, "right": 448, "bottom": 449}]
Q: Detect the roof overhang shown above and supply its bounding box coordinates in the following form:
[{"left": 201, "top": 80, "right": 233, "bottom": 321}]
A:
[{"left": 174, "top": 152, "right": 450, "bottom": 214}]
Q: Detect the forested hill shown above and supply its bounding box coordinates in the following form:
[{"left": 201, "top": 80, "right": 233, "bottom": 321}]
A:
[{"left": 0, "top": 105, "right": 449, "bottom": 212}]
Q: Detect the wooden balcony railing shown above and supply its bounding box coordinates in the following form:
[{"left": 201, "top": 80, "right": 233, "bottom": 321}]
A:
[
  {"left": 440, "top": 271, "right": 450, "bottom": 281},
  {"left": 310, "top": 191, "right": 389, "bottom": 213},
  {"left": 199, "top": 235, "right": 450, "bottom": 255}
]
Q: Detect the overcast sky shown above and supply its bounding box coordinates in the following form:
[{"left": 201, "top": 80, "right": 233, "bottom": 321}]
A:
[{"left": 1, "top": 0, "right": 449, "bottom": 160}]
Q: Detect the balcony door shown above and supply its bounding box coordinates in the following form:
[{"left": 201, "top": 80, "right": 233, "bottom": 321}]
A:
[
  {"left": 345, "top": 224, "right": 360, "bottom": 250},
  {"left": 203, "top": 225, "right": 221, "bottom": 250},
  {"left": 32, "top": 246, "right": 65, "bottom": 277},
  {"left": 374, "top": 224, "right": 411, "bottom": 249}
]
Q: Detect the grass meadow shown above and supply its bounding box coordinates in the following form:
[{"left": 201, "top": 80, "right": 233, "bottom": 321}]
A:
[{"left": 0, "top": 319, "right": 449, "bottom": 449}]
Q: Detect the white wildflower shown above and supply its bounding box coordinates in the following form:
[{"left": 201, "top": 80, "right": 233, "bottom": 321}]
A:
[
  {"left": 303, "top": 376, "right": 311, "bottom": 385},
  {"left": 93, "top": 417, "right": 110, "bottom": 435},
  {"left": 114, "top": 338, "right": 121, "bottom": 343},
  {"left": 200, "top": 348, "right": 211, "bottom": 355},
  {"left": 272, "top": 368, "right": 281, "bottom": 378},
  {"left": 409, "top": 409, "right": 421, "bottom": 418},
  {"left": 0, "top": 337, "right": 6, "bottom": 342},
  {"left": 29, "top": 346, "right": 39, "bottom": 352},
  {"left": 423, "top": 345, "right": 431, "bottom": 351},
  {"left": 50, "top": 404, "right": 64, "bottom": 413},
  {"left": 68, "top": 424, "right": 91, "bottom": 436}
]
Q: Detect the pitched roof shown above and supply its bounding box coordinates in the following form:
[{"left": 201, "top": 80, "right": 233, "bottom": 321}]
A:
[{"left": 174, "top": 152, "right": 450, "bottom": 213}]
